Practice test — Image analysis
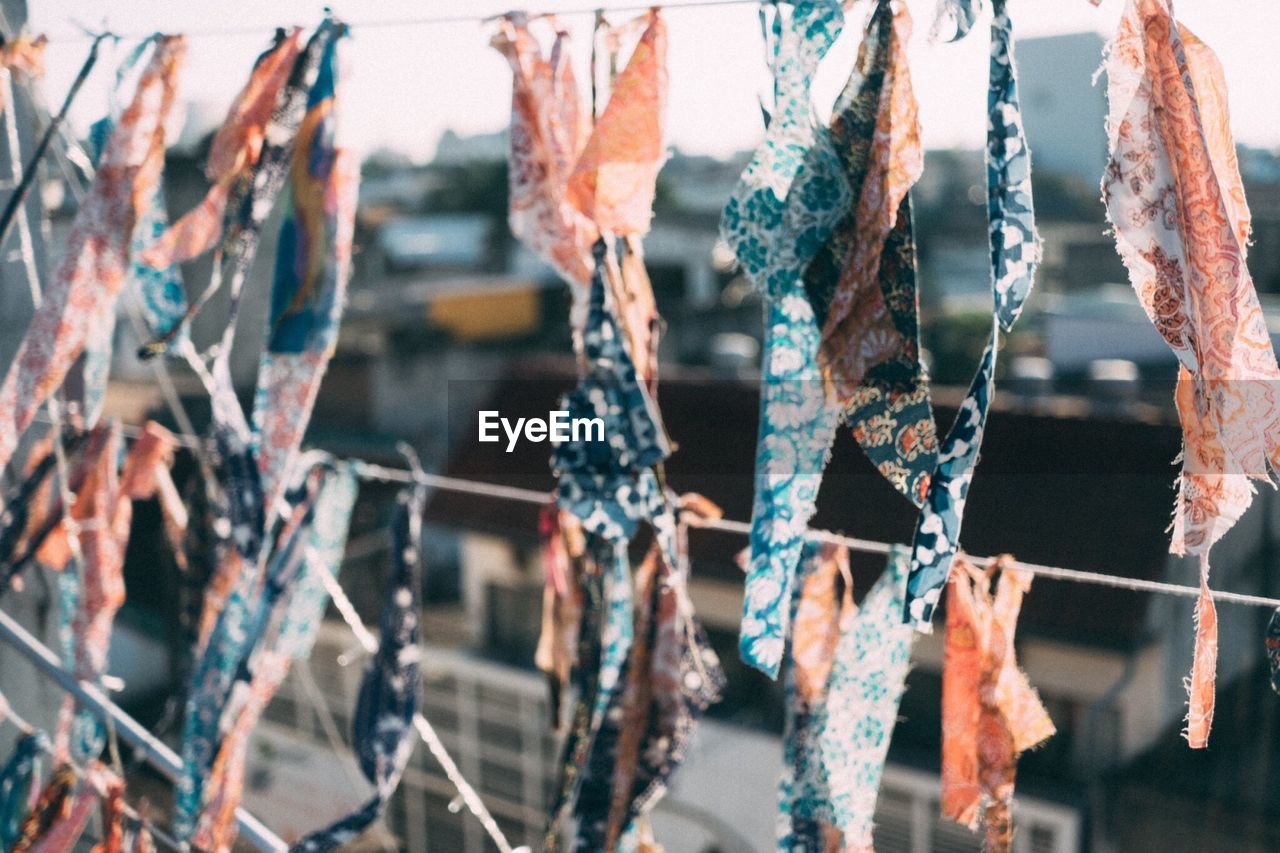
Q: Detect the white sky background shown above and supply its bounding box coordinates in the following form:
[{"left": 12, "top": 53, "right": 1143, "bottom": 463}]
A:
[{"left": 25, "top": 0, "right": 1280, "bottom": 162}]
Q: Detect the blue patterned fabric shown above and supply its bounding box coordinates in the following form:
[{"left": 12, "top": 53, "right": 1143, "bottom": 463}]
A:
[
  {"left": 720, "top": 0, "right": 848, "bottom": 679},
  {"left": 290, "top": 465, "right": 425, "bottom": 852},
  {"left": 552, "top": 239, "right": 670, "bottom": 545},
  {"left": 779, "top": 544, "right": 914, "bottom": 850},
  {"left": 0, "top": 730, "right": 48, "bottom": 850},
  {"left": 904, "top": 0, "right": 1038, "bottom": 629},
  {"left": 1267, "top": 607, "right": 1280, "bottom": 695}
]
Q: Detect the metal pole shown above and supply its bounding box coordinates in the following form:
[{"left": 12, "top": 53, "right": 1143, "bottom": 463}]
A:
[{"left": 0, "top": 607, "right": 288, "bottom": 852}]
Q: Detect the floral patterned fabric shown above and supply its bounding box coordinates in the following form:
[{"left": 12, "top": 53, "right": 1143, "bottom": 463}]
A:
[
  {"left": 492, "top": 15, "right": 598, "bottom": 335},
  {"left": 941, "top": 556, "right": 1054, "bottom": 853},
  {"left": 778, "top": 542, "right": 914, "bottom": 851},
  {"left": 566, "top": 10, "right": 667, "bottom": 238},
  {"left": 290, "top": 463, "right": 426, "bottom": 852},
  {"left": 904, "top": 0, "right": 1039, "bottom": 631},
  {"left": 1099, "top": 0, "right": 1280, "bottom": 749},
  {"left": 552, "top": 239, "right": 670, "bottom": 546},
  {"left": 0, "top": 36, "right": 185, "bottom": 474},
  {"left": 252, "top": 24, "right": 358, "bottom": 520},
  {"left": 721, "top": 0, "right": 846, "bottom": 679}
]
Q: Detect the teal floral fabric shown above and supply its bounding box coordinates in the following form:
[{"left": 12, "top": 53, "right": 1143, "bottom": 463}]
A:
[{"left": 779, "top": 544, "right": 914, "bottom": 850}]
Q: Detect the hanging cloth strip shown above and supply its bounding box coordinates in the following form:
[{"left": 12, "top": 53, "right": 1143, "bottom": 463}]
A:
[
  {"left": 572, "top": 497, "right": 725, "bottom": 852},
  {"left": 0, "top": 429, "right": 91, "bottom": 591},
  {"left": 138, "top": 29, "right": 303, "bottom": 273},
  {"left": 179, "top": 456, "right": 357, "bottom": 845},
  {"left": 568, "top": 10, "right": 668, "bottom": 386},
  {"left": 11, "top": 763, "right": 74, "bottom": 853},
  {"left": 0, "top": 730, "right": 49, "bottom": 851},
  {"left": 1099, "top": 0, "right": 1280, "bottom": 749},
  {"left": 725, "top": 0, "right": 934, "bottom": 677},
  {"left": 251, "top": 23, "right": 358, "bottom": 523},
  {"left": 0, "top": 35, "right": 185, "bottom": 474},
  {"left": 0, "top": 36, "right": 47, "bottom": 115},
  {"left": 24, "top": 422, "right": 184, "bottom": 764},
  {"left": 536, "top": 502, "right": 586, "bottom": 731},
  {"left": 941, "top": 555, "right": 1054, "bottom": 853},
  {"left": 719, "top": 0, "right": 846, "bottom": 677},
  {"left": 491, "top": 14, "right": 598, "bottom": 333},
  {"left": 140, "top": 21, "right": 334, "bottom": 360},
  {"left": 26, "top": 761, "right": 119, "bottom": 853},
  {"left": 903, "top": 0, "right": 1039, "bottom": 631},
  {"left": 778, "top": 542, "right": 914, "bottom": 852},
  {"left": 289, "top": 457, "right": 427, "bottom": 852},
  {"left": 80, "top": 37, "right": 189, "bottom": 424},
  {"left": 1267, "top": 608, "right": 1280, "bottom": 696}
]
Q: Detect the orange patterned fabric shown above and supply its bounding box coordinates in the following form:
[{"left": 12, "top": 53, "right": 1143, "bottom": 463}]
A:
[
  {"left": 788, "top": 542, "right": 852, "bottom": 705},
  {"left": 565, "top": 9, "right": 667, "bottom": 237},
  {"left": 941, "top": 556, "right": 1054, "bottom": 853},
  {"left": 0, "top": 37, "right": 184, "bottom": 476},
  {"left": 536, "top": 503, "right": 586, "bottom": 730},
  {"left": 142, "top": 31, "right": 302, "bottom": 267},
  {"left": 1100, "top": 0, "right": 1280, "bottom": 747},
  {"left": 0, "top": 33, "right": 47, "bottom": 116},
  {"left": 817, "top": 0, "right": 922, "bottom": 404}
]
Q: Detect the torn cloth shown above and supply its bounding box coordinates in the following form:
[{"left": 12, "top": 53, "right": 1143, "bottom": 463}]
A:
[
  {"left": 0, "top": 35, "right": 185, "bottom": 474},
  {"left": 778, "top": 543, "right": 914, "bottom": 851},
  {"left": 904, "top": 0, "right": 1039, "bottom": 631},
  {"left": 941, "top": 555, "right": 1054, "bottom": 853},
  {"left": 1099, "top": 0, "right": 1280, "bottom": 748}
]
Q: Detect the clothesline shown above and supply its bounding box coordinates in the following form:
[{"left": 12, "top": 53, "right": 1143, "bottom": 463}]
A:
[
  {"left": 82, "top": 418, "right": 1280, "bottom": 611},
  {"left": 41, "top": 0, "right": 765, "bottom": 44}
]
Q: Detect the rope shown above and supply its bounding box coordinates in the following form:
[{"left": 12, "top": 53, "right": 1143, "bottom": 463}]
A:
[{"left": 41, "top": 1, "right": 766, "bottom": 44}]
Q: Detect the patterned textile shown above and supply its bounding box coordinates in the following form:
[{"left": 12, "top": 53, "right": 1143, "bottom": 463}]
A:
[
  {"left": 573, "top": 502, "right": 726, "bottom": 852},
  {"left": 27, "top": 762, "right": 118, "bottom": 853},
  {"left": 252, "top": 26, "right": 357, "bottom": 521},
  {"left": 930, "top": 0, "right": 980, "bottom": 41},
  {"left": 143, "top": 23, "right": 335, "bottom": 358},
  {"left": 28, "top": 422, "right": 182, "bottom": 763},
  {"left": 80, "top": 38, "right": 189, "bottom": 419},
  {"left": 94, "top": 771, "right": 126, "bottom": 853},
  {"left": 0, "top": 431, "right": 90, "bottom": 590},
  {"left": 552, "top": 239, "right": 670, "bottom": 546},
  {"left": 904, "top": 0, "right": 1039, "bottom": 631},
  {"left": 566, "top": 10, "right": 666, "bottom": 237},
  {"left": 0, "top": 730, "right": 49, "bottom": 851},
  {"left": 140, "top": 30, "right": 303, "bottom": 271},
  {"left": 290, "top": 465, "right": 427, "bottom": 852},
  {"left": 941, "top": 556, "right": 1054, "bottom": 853},
  {"left": 0, "top": 36, "right": 185, "bottom": 474},
  {"left": 811, "top": 1, "right": 924, "bottom": 409},
  {"left": 536, "top": 502, "right": 585, "bottom": 730},
  {"left": 11, "top": 763, "right": 74, "bottom": 853},
  {"left": 778, "top": 543, "right": 914, "bottom": 851},
  {"left": 721, "top": 0, "right": 846, "bottom": 678},
  {"left": 184, "top": 457, "right": 357, "bottom": 848},
  {"left": 492, "top": 14, "right": 597, "bottom": 324},
  {"left": 1100, "top": 0, "right": 1280, "bottom": 748}
]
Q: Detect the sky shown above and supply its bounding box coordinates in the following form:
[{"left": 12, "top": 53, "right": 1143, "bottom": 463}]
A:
[{"left": 24, "top": 0, "right": 1280, "bottom": 163}]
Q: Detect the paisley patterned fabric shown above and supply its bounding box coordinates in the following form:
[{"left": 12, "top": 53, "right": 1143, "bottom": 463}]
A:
[
  {"left": 11, "top": 763, "right": 74, "bottom": 853},
  {"left": 566, "top": 10, "right": 667, "bottom": 237},
  {"left": 26, "top": 761, "right": 118, "bottom": 853},
  {"left": 0, "top": 36, "right": 185, "bottom": 474},
  {"left": 290, "top": 463, "right": 425, "bottom": 852},
  {"left": 552, "top": 239, "right": 670, "bottom": 546},
  {"left": 941, "top": 556, "right": 1054, "bottom": 853},
  {"left": 0, "top": 730, "right": 48, "bottom": 851},
  {"left": 252, "top": 24, "right": 357, "bottom": 521},
  {"left": 778, "top": 543, "right": 914, "bottom": 851},
  {"left": 1099, "top": 0, "right": 1280, "bottom": 749},
  {"left": 904, "top": 0, "right": 1039, "bottom": 631}
]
